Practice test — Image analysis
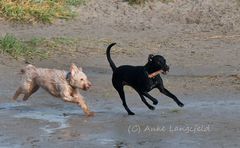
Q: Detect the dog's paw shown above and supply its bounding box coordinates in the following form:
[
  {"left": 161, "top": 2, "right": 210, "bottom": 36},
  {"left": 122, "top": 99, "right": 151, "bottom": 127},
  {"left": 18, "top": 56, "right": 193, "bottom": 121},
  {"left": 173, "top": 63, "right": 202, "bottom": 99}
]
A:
[
  {"left": 153, "top": 101, "right": 158, "bottom": 105},
  {"left": 178, "top": 102, "right": 184, "bottom": 107},
  {"left": 149, "top": 106, "right": 155, "bottom": 110},
  {"left": 87, "top": 112, "right": 95, "bottom": 117},
  {"left": 128, "top": 112, "right": 135, "bottom": 115}
]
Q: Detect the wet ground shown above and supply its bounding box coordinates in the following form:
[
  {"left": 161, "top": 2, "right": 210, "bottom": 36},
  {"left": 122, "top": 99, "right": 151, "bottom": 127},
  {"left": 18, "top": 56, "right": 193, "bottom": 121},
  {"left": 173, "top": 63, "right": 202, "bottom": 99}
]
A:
[
  {"left": 1, "top": 0, "right": 240, "bottom": 147},
  {"left": 0, "top": 95, "right": 240, "bottom": 148},
  {"left": 0, "top": 58, "right": 240, "bottom": 148}
]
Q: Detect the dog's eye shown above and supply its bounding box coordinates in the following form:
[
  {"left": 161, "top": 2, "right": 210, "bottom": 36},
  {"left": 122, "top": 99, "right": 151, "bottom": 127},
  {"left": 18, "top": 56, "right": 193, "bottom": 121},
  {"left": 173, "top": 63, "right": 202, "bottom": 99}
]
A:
[{"left": 80, "top": 78, "right": 84, "bottom": 81}]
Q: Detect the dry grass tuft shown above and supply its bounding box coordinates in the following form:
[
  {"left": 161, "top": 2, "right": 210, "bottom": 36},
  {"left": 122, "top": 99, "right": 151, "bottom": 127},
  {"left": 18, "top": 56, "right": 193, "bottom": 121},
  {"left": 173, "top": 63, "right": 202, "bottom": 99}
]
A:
[{"left": 0, "top": 0, "right": 85, "bottom": 23}]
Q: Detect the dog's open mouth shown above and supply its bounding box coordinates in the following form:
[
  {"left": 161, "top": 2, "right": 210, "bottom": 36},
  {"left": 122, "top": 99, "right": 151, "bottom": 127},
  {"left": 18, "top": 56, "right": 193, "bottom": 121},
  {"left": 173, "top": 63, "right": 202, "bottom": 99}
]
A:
[
  {"left": 83, "top": 85, "right": 91, "bottom": 91},
  {"left": 83, "top": 87, "right": 89, "bottom": 91}
]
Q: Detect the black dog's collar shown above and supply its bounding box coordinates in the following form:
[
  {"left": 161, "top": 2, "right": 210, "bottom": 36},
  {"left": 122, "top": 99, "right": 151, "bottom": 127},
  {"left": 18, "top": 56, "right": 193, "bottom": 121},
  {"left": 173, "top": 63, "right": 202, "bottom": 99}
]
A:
[
  {"left": 66, "top": 72, "right": 71, "bottom": 82},
  {"left": 66, "top": 72, "right": 76, "bottom": 89}
]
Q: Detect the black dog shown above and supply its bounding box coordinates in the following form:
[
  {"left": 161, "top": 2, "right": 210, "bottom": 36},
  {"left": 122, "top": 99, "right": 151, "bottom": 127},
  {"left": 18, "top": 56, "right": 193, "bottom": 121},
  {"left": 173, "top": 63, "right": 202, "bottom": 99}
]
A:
[{"left": 106, "top": 43, "right": 184, "bottom": 115}]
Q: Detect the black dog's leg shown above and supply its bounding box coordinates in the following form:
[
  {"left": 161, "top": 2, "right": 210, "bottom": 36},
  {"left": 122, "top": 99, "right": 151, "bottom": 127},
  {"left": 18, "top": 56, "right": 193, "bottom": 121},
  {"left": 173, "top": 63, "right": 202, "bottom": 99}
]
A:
[
  {"left": 157, "top": 85, "right": 184, "bottom": 107},
  {"left": 115, "top": 86, "right": 135, "bottom": 115},
  {"left": 142, "top": 92, "right": 158, "bottom": 105},
  {"left": 136, "top": 91, "right": 155, "bottom": 110}
]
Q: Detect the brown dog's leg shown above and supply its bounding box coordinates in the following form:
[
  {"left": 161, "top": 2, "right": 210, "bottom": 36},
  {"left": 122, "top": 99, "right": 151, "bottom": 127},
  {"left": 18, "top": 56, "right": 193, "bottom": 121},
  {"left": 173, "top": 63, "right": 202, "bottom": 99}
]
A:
[
  {"left": 13, "top": 87, "right": 22, "bottom": 100},
  {"left": 63, "top": 94, "right": 94, "bottom": 117},
  {"left": 76, "top": 96, "right": 94, "bottom": 117},
  {"left": 22, "top": 85, "right": 39, "bottom": 101}
]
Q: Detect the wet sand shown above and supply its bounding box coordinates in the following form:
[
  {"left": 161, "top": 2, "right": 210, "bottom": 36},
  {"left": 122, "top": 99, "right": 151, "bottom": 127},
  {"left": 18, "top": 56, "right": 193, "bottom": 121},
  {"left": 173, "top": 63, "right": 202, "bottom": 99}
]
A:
[
  {"left": 0, "top": 0, "right": 240, "bottom": 147},
  {"left": 0, "top": 57, "right": 240, "bottom": 148}
]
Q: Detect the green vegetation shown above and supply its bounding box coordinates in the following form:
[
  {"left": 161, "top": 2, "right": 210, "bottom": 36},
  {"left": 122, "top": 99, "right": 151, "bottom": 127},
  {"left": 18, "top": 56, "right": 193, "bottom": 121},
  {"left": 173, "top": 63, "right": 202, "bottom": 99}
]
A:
[
  {"left": 0, "top": 34, "right": 47, "bottom": 59},
  {"left": 0, "top": 35, "right": 78, "bottom": 59},
  {"left": 41, "top": 37, "right": 77, "bottom": 54},
  {"left": 66, "top": 0, "right": 86, "bottom": 6},
  {"left": 0, "top": 34, "right": 109, "bottom": 60},
  {"left": 0, "top": 0, "right": 86, "bottom": 23}
]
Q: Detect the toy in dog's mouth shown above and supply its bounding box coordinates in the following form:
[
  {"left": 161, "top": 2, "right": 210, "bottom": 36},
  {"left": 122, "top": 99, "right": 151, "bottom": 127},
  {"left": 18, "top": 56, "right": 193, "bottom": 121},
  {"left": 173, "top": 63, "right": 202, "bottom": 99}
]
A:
[
  {"left": 160, "top": 70, "right": 168, "bottom": 75},
  {"left": 148, "top": 69, "right": 169, "bottom": 78},
  {"left": 161, "top": 65, "right": 169, "bottom": 75}
]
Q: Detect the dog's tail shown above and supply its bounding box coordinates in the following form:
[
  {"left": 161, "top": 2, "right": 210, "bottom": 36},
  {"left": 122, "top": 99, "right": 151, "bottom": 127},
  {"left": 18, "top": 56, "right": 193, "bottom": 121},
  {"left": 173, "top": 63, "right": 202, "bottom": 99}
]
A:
[{"left": 106, "top": 43, "right": 117, "bottom": 71}]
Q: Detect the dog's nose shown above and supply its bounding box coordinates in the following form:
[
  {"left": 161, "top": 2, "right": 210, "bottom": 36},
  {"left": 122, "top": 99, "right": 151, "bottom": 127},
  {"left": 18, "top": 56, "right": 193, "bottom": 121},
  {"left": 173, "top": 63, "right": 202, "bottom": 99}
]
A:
[{"left": 166, "top": 65, "right": 170, "bottom": 71}]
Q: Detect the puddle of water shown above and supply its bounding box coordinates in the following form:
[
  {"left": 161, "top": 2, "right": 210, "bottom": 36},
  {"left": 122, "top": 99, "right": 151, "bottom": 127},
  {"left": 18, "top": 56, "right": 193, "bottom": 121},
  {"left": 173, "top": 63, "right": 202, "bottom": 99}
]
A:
[
  {"left": 0, "top": 102, "right": 28, "bottom": 110},
  {"left": 0, "top": 136, "right": 21, "bottom": 148},
  {"left": 93, "top": 137, "right": 127, "bottom": 147},
  {"left": 0, "top": 102, "right": 79, "bottom": 134},
  {"left": 0, "top": 145, "right": 21, "bottom": 148},
  {"left": 97, "top": 138, "right": 115, "bottom": 145},
  {"left": 14, "top": 110, "right": 69, "bottom": 134},
  {"left": 0, "top": 102, "right": 114, "bottom": 135}
]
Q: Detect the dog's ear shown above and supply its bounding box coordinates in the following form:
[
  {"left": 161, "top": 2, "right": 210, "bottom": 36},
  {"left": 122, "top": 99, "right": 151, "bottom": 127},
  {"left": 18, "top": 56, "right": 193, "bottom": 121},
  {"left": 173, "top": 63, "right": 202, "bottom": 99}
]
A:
[
  {"left": 148, "top": 54, "right": 154, "bottom": 62},
  {"left": 70, "top": 63, "right": 79, "bottom": 76}
]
